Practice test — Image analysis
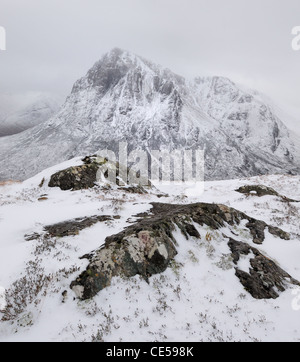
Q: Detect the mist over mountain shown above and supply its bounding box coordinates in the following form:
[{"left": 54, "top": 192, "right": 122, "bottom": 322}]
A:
[
  {"left": 0, "top": 48, "right": 299, "bottom": 182},
  {"left": 0, "top": 92, "right": 61, "bottom": 137}
]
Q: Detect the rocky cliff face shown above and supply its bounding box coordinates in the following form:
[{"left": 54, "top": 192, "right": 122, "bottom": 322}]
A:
[{"left": 0, "top": 48, "right": 299, "bottom": 181}]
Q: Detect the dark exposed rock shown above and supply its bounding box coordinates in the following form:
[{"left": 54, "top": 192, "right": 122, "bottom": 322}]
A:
[
  {"left": 183, "top": 223, "right": 201, "bottom": 238},
  {"left": 48, "top": 155, "right": 152, "bottom": 191},
  {"left": 48, "top": 164, "right": 98, "bottom": 191},
  {"left": 81, "top": 155, "right": 98, "bottom": 164},
  {"left": 268, "top": 225, "right": 291, "bottom": 240},
  {"left": 70, "top": 202, "right": 293, "bottom": 300},
  {"left": 148, "top": 202, "right": 290, "bottom": 245},
  {"left": 24, "top": 214, "right": 120, "bottom": 241},
  {"left": 236, "top": 184, "right": 299, "bottom": 202},
  {"left": 70, "top": 228, "right": 177, "bottom": 300},
  {"left": 228, "top": 238, "right": 300, "bottom": 299},
  {"left": 245, "top": 219, "right": 267, "bottom": 245},
  {"left": 38, "top": 178, "right": 45, "bottom": 188},
  {"left": 24, "top": 232, "right": 41, "bottom": 241},
  {"left": 236, "top": 184, "right": 279, "bottom": 197},
  {"left": 48, "top": 157, "right": 105, "bottom": 191},
  {"left": 44, "top": 215, "right": 120, "bottom": 238}
]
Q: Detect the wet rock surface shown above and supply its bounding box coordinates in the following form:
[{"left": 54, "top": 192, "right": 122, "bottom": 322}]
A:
[{"left": 70, "top": 202, "right": 296, "bottom": 300}]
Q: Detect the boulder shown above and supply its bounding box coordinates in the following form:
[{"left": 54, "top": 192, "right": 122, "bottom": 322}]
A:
[
  {"left": 48, "top": 155, "right": 152, "bottom": 191},
  {"left": 48, "top": 156, "right": 106, "bottom": 191}
]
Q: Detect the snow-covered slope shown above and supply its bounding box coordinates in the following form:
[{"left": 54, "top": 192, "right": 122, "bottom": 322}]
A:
[
  {"left": 0, "top": 158, "right": 299, "bottom": 342},
  {"left": 0, "top": 92, "right": 61, "bottom": 137},
  {"left": 0, "top": 48, "right": 299, "bottom": 181}
]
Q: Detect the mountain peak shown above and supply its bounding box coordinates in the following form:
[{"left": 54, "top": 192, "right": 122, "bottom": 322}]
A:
[
  {"left": 71, "top": 48, "right": 185, "bottom": 98},
  {"left": 0, "top": 50, "right": 300, "bottom": 182},
  {"left": 97, "top": 47, "right": 147, "bottom": 67},
  {"left": 101, "top": 47, "right": 132, "bottom": 65},
  {"left": 71, "top": 48, "right": 148, "bottom": 94},
  {"left": 105, "top": 47, "right": 131, "bottom": 59}
]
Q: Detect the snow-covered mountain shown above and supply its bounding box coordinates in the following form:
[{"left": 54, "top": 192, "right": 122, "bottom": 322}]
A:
[
  {"left": 0, "top": 48, "right": 299, "bottom": 181},
  {"left": 0, "top": 92, "right": 61, "bottom": 137}
]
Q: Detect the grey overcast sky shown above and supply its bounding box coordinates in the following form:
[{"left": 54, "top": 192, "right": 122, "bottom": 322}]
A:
[{"left": 0, "top": 0, "right": 299, "bottom": 120}]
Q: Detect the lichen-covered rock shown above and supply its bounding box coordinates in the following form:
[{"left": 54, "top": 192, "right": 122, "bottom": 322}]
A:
[
  {"left": 48, "top": 156, "right": 106, "bottom": 191},
  {"left": 70, "top": 229, "right": 177, "bottom": 300},
  {"left": 70, "top": 202, "right": 293, "bottom": 300},
  {"left": 48, "top": 155, "right": 152, "bottom": 191}
]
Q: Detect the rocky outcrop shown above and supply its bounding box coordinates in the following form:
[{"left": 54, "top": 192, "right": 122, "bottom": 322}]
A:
[
  {"left": 25, "top": 214, "right": 120, "bottom": 241},
  {"left": 43, "top": 215, "right": 120, "bottom": 238},
  {"left": 70, "top": 229, "right": 177, "bottom": 300},
  {"left": 236, "top": 184, "right": 299, "bottom": 202},
  {"left": 142, "top": 202, "right": 290, "bottom": 245},
  {"left": 228, "top": 238, "right": 300, "bottom": 299},
  {"left": 70, "top": 202, "right": 296, "bottom": 300},
  {"left": 48, "top": 155, "right": 152, "bottom": 191},
  {"left": 48, "top": 156, "right": 106, "bottom": 191}
]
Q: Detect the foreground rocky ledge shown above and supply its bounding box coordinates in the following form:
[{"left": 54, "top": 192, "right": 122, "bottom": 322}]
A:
[{"left": 70, "top": 202, "right": 298, "bottom": 300}]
